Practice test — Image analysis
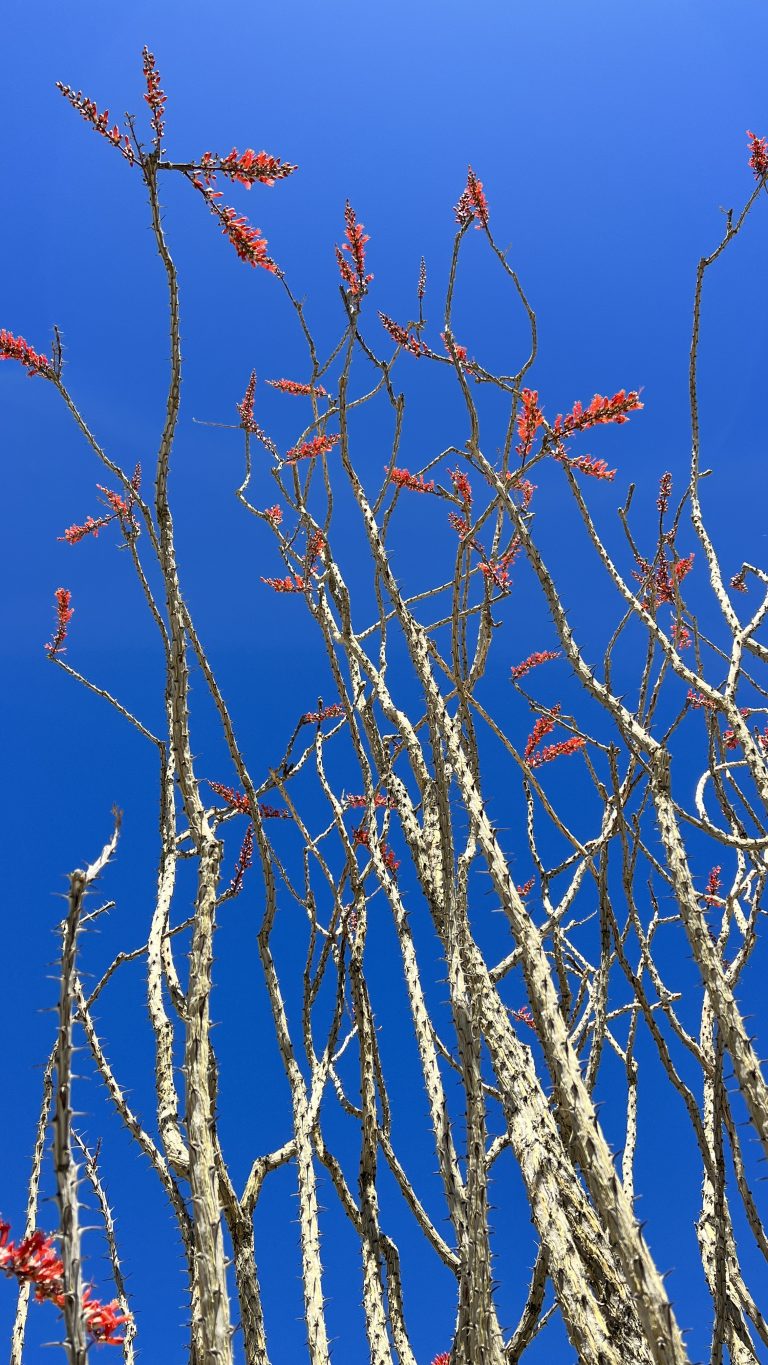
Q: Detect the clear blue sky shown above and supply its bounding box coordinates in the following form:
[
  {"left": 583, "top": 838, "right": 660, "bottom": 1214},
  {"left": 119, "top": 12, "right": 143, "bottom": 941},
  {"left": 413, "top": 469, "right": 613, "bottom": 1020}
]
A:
[{"left": 2, "top": 3, "right": 768, "bottom": 1361}]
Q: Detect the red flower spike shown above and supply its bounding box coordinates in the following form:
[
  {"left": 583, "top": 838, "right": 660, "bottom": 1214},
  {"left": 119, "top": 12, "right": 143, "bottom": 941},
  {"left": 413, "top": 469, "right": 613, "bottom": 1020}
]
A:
[
  {"left": 46, "top": 588, "right": 74, "bottom": 657},
  {"left": 657, "top": 471, "right": 673, "bottom": 515},
  {"left": 301, "top": 703, "right": 345, "bottom": 724},
  {"left": 218, "top": 147, "right": 297, "bottom": 188},
  {"left": 261, "top": 575, "right": 308, "bottom": 593},
  {"left": 417, "top": 257, "right": 427, "bottom": 301},
  {"left": 454, "top": 165, "right": 490, "bottom": 229},
  {"left": 517, "top": 878, "right": 536, "bottom": 898},
  {"left": 553, "top": 390, "right": 643, "bottom": 438},
  {"left": 346, "top": 793, "right": 397, "bottom": 809},
  {"left": 208, "top": 781, "right": 250, "bottom": 813},
  {"left": 390, "top": 468, "right": 435, "bottom": 494},
  {"left": 528, "top": 736, "right": 586, "bottom": 768},
  {"left": 378, "top": 313, "right": 425, "bottom": 356},
  {"left": 220, "top": 207, "right": 274, "bottom": 269},
  {"left": 731, "top": 568, "right": 748, "bottom": 593},
  {"left": 55, "top": 84, "right": 135, "bottom": 165},
  {"left": 441, "top": 332, "right": 478, "bottom": 373},
  {"left": 0, "top": 329, "right": 53, "bottom": 377},
  {"left": 511, "top": 650, "right": 560, "bottom": 681},
  {"left": 0, "top": 1221, "right": 131, "bottom": 1344},
  {"left": 286, "top": 434, "right": 340, "bottom": 464},
  {"left": 60, "top": 515, "right": 112, "bottom": 545},
  {"left": 671, "top": 620, "right": 691, "bottom": 649},
  {"left": 142, "top": 47, "right": 166, "bottom": 144},
  {"left": 263, "top": 504, "right": 283, "bottom": 527},
  {"left": 687, "top": 689, "right": 716, "bottom": 712},
  {"left": 561, "top": 454, "right": 616, "bottom": 481},
  {"left": 702, "top": 866, "right": 722, "bottom": 906},
  {"left": 431, "top": 1354, "right": 452, "bottom": 1365},
  {"left": 229, "top": 824, "right": 254, "bottom": 896},
  {"left": 238, "top": 371, "right": 257, "bottom": 426},
  {"left": 516, "top": 389, "right": 545, "bottom": 457},
  {"left": 510, "top": 1005, "right": 535, "bottom": 1028},
  {"left": 267, "top": 378, "right": 328, "bottom": 397},
  {"left": 336, "top": 201, "right": 373, "bottom": 296},
  {"left": 448, "top": 512, "right": 470, "bottom": 539},
  {"left": 747, "top": 130, "right": 768, "bottom": 180},
  {"left": 449, "top": 468, "right": 472, "bottom": 504},
  {"left": 524, "top": 705, "right": 561, "bottom": 763},
  {"left": 352, "top": 826, "right": 400, "bottom": 876}
]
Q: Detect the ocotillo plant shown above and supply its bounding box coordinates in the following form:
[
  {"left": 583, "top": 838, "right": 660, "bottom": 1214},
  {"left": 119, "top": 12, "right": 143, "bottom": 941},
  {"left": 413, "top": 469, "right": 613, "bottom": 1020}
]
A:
[{"left": 2, "top": 48, "right": 768, "bottom": 1365}]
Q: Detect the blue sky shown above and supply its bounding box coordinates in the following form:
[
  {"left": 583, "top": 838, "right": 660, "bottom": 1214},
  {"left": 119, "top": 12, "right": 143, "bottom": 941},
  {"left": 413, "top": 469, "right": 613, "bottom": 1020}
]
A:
[{"left": 2, "top": 3, "right": 768, "bottom": 1362}]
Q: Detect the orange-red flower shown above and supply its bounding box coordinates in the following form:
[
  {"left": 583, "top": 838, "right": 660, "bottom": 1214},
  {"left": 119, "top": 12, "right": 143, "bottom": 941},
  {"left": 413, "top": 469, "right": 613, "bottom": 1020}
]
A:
[
  {"left": 0, "top": 329, "right": 52, "bottom": 377},
  {"left": 267, "top": 378, "right": 328, "bottom": 397},
  {"left": 454, "top": 166, "right": 490, "bottom": 228},
  {"left": 553, "top": 390, "right": 643, "bottom": 437},
  {"left": 286, "top": 434, "right": 340, "bottom": 464},
  {"left": 336, "top": 202, "right": 373, "bottom": 295},
  {"left": 390, "top": 468, "right": 435, "bottom": 493},
  {"left": 46, "top": 588, "right": 74, "bottom": 658},
  {"left": 747, "top": 130, "right": 768, "bottom": 180}
]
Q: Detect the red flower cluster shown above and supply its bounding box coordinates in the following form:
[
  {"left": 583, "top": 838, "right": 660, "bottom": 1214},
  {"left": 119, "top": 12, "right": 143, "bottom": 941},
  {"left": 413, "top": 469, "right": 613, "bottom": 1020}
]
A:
[
  {"left": 208, "top": 780, "right": 289, "bottom": 819},
  {"left": 0, "top": 329, "right": 52, "bottom": 377},
  {"left": 528, "top": 736, "right": 585, "bottom": 768},
  {"left": 448, "top": 512, "right": 471, "bottom": 540},
  {"left": 479, "top": 543, "right": 519, "bottom": 590},
  {"left": 46, "top": 588, "right": 74, "bottom": 658},
  {"left": 336, "top": 202, "right": 373, "bottom": 295},
  {"left": 671, "top": 619, "right": 691, "bottom": 649},
  {"left": 524, "top": 706, "right": 560, "bottom": 762},
  {"left": 431, "top": 1353, "right": 451, "bottom": 1365},
  {"left": 687, "top": 689, "right": 717, "bottom": 712},
  {"left": 286, "top": 434, "right": 340, "bottom": 463},
  {"left": 267, "top": 378, "right": 328, "bottom": 397},
  {"left": 238, "top": 371, "right": 257, "bottom": 426},
  {"left": 561, "top": 454, "right": 616, "bottom": 481},
  {"left": 506, "top": 475, "right": 537, "bottom": 507},
  {"left": 702, "top": 866, "right": 722, "bottom": 906},
  {"left": 228, "top": 825, "right": 254, "bottom": 896},
  {"left": 346, "top": 793, "right": 397, "bottom": 809},
  {"left": 634, "top": 552, "right": 694, "bottom": 608},
  {"left": 0, "top": 1221, "right": 129, "bottom": 1345},
  {"left": 517, "top": 878, "right": 536, "bottom": 898},
  {"left": 510, "top": 650, "right": 560, "bottom": 681},
  {"left": 217, "top": 147, "right": 297, "bottom": 188},
  {"left": 142, "top": 47, "right": 166, "bottom": 144},
  {"left": 450, "top": 467, "right": 472, "bottom": 504},
  {"left": 723, "top": 708, "right": 751, "bottom": 751},
  {"left": 454, "top": 166, "right": 490, "bottom": 228},
  {"left": 390, "top": 468, "right": 435, "bottom": 494},
  {"left": 510, "top": 1005, "right": 535, "bottom": 1028},
  {"left": 219, "top": 206, "right": 275, "bottom": 269},
  {"left": 441, "top": 333, "right": 477, "bottom": 373},
  {"left": 378, "top": 312, "right": 426, "bottom": 356},
  {"left": 657, "top": 471, "right": 673, "bottom": 515},
  {"left": 352, "top": 826, "right": 400, "bottom": 875},
  {"left": 301, "top": 703, "right": 345, "bottom": 724},
  {"left": 306, "top": 530, "right": 325, "bottom": 571},
  {"left": 55, "top": 83, "right": 135, "bottom": 165},
  {"left": 516, "top": 389, "right": 545, "bottom": 457},
  {"left": 731, "top": 568, "right": 748, "bottom": 593},
  {"left": 747, "top": 130, "right": 768, "bottom": 180},
  {"left": 418, "top": 257, "right": 427, "bottom": 302},
  {"left": 263, "top": 504, "right": 283, "bottom": 526},
  {"left": 261, "top": 575, "right": 308, "bottom": 593},
  {"left": 61, "top": 469, "right": 141, "bottom": 545},
  {"left": 553, "top": 390, "right": 643, "bottom": 437},
  {"left": 208, "top": 780, "right": 250, "bottom": 813}
]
